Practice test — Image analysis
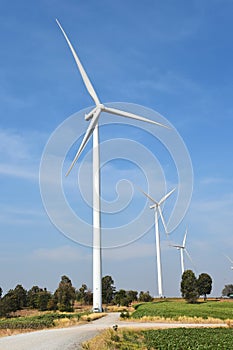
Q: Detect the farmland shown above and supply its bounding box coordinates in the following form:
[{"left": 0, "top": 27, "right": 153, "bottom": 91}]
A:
[
  {"left": 131, "top": 300, "right": 233, "bottom": 322},
  {"left": 83, "top": 328, "right": 233, "bottom": 350},
  {"left": 0, "top": 311, "right": 105, "bottom": 337}
]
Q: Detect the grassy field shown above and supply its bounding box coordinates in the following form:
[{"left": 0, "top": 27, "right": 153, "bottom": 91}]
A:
[
  {"left": 0, "top": 311, "right": 106, "bottom": 337},
  {"left": 131, "top": 300, "right": 233, "bottom": 322},
  {"left": 83, "top": 328, "right": 233, "bottom": 350}
]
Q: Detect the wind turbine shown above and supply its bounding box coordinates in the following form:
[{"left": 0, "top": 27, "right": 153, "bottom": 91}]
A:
[
  {"left": 56, "top": 20, "right": 168, "bottom": 312},
  {"left": 171, "top": 229, "right": 188, "bottom": 275},
  {"left": 139, "top": 188, "right": 176, "bottom": 297},
  {"left": 171, "top": 229, "right": 195, "bottom": 276},
  {"left": 226, "top": 255, "right": 233, "bottom": 270}
]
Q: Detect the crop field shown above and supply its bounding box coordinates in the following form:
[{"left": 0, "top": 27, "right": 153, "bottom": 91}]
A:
[
  {"left": 0, "top": 312, "right": 83, "bottom": 330},
  {"left": 83, "top": 328, "right": 233, "bottom": 349},
  {"left": 0, "top": 311, "right": 105, "bottom": 335},
  {"left": 131, "top": 300, "right": 233, "bottom": 321}
]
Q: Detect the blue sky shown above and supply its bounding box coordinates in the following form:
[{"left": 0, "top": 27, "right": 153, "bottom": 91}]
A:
[{"left": 1, "top": 0, "right": 233, "bottom": 297}]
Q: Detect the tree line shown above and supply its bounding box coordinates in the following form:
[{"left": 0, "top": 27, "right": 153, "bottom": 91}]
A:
[{"left": 0, "top": 275, "right": 152, "bottom": 317}]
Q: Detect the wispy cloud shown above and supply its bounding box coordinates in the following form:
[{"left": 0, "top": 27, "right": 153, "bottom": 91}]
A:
[
  {"left": 32, "top": 245, "right": 91, "bottom": 262},
  {"left": 103, "top": 242, "right": 155, "bottom": 261},
  {"left": 0, "top": 128, "right": 47, "bottom": 180}
]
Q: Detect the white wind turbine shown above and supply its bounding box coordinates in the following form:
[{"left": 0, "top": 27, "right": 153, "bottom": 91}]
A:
[
  {"left": 226, "top": 255, "right": 233, "bottom": 270},
  {"left": 171, "top": 229, "right": 188, "bottom": 275},
  {"left": 56, "top": 20, "right": 168, "bottom": 312},
  {"left": 139, "top": 188, "right": 176, "bottom": 297}
]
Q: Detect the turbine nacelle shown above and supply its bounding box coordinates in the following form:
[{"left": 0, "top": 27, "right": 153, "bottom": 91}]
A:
[
  {"left": 150, "top": 204, "right": 158, "bottom": 209},
  {"left": 85, "top": 104, "right": 105, "bottom": 121}
]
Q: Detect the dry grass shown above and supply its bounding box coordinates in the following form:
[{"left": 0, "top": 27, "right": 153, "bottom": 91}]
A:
[
  {"left": 0, "top": 329, "right": 36, "bottom": 338},
  {"left": 81, "top": 312, "right": 107, "bottom": 322},
  {"left": 82, "top": 329, "right": 119, "bottom": 350},
  {"left": 106, "top": 305, "right": 134, "bottom": 312},
  {"left": 122, "top": 315, "right": 227, "bottom": 324},
  {"left": 82, "top": 328, "right": 146, "bottom": 350}
]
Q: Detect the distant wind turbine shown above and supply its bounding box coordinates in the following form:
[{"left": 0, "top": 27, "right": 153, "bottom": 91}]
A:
[
  {"left": 171, "top": 229, "right": 194, "bottom": 276},
  {"left": 56, "top": 19, "right": 168, "bottom": 312},
  {"left": 226, "top": 255, "right": 233, "bottom": 270},
  {"left": 139, "top": 188, "right": 176, "bottom": 297}
]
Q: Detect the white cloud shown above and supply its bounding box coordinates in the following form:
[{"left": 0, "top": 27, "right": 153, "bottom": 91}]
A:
[
  {"left": 0, "top": 128, "right": 47, "bottom": 180},
  {"left": 0, "top": 163, "right": 38, "bottom": 180},
  {"left": 32, "top": 245, "right": 91, "bottom": 262},
  {"left": 103, "top": 242, "right": 155, "bottom": 261}
]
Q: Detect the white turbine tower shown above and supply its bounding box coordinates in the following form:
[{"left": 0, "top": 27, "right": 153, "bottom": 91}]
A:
[
  {"left": 139, "top": 188, "right": 176, "bottom": 297},
  {"left": 56, "top": 20, "right": 168, "bottom": 312}
]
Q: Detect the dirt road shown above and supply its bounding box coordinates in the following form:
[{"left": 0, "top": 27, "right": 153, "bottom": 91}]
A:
[{"left": 0, "top": 313, "right": 227, "bottom": 350}]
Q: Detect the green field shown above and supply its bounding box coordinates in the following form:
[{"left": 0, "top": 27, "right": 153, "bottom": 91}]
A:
[
  {"left": 92, "top": 328, "right": 233, "bottom": 350},
  {"left": 131, "top": 300, "right": 233, "bottom": 321},
  {"left": 0, "top": 312, "right": 82, "bottom": 329}
]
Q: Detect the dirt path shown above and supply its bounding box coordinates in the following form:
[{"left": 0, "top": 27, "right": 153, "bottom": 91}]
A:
[{"left": 0, "top": 313, "right": 227, "bottom": 350}]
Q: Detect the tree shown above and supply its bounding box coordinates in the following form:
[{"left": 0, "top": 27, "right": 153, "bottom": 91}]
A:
[
  {"left": 84, "top": 289, "right": 93, "bottom": 305},
  {"left": 37, "top": 289, "right": 52, "bottom": 311},
  {"left": 54, "top": 275, "right": 76, "bottom": 312},
  {"left": 0, "top": 287, "right": 2, "bottom": 299},
  {"left": 102, "top": 276, "right": 115, "bottom": 304},
  {"left": 113, "top": 289, "right": 138, "bottom": 306},
  {"left": 27, "top": 286, "right": 44, "bottom": 309},
  {"left": 76, "top": 284, "right": 87, "bottom": 304},
  {"left": 222, "top": 284, "right": 233, "bottom": 297},
  {"left": 127, "top": 290, "right": 138, "bottom": 303},
  {"left": 113, "top": 289, "right": 129, "bottom": 306},
  {"left": 12, "top": 285, "right": 27, "bottom": 309},
  {"left": 197, "top": 273, "right": 212, "bottom": 301},
  {"left": 138, "top": 291, "right": 153, "bottom": 302},
  {"left": 76, "top": 284, "right": 93, "bottom": 305},
  {"left": 181, "top": 270, "right": 199, "bottom": 303},
  {"left": 0, "top": 290, "right": 18, "bottom": 316}
]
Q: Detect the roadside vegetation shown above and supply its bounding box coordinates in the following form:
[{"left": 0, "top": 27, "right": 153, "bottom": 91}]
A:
[
  {"left": 130, "top": 300, "right": 233, "bottom": 322},
  {"left": 82, "top": 328, "right": 233, "bottom": 350}
]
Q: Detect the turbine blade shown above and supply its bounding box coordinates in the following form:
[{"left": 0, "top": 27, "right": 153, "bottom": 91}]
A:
[
  {"left": 171, "top": 244, "right": 182, "bottom": 249},
  {"left": 66, "top": 108, "right": 101, "bottom": 176},
  {"left": 103, "top": 106, "right": 169, "bottom": 128},
  {"left": 137, "top": 187, "right": 157, "bottom": 204},
  {"left": 226, "top": 255, "right": 233, "bottom": 264},
  {"left": 158, "top": 205, "right": 168, "bottom": 235},
  {"left": 185, "top": 248, "right": 196, "bottom": 268},
  {"left": 182, "top": 229, "right": 188, "bottom": 247},
  {"left": 158, "top": 187, "right": 176, "bottom": 206},
  {"left": 56, "top": 19, "right": 100, "bottom": 106}
]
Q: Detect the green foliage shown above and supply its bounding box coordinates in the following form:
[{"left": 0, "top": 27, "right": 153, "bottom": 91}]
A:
[
  {"left": 54, "top": 275, "right": 76, "bottom": 312},
  {"left": 142, "top": 328, "right": 233, "bottom": 350},
  {"left": 120, "top": 310, "right": 130, "bottom": 319},
  {"left": 113, "top": 289, "right": 138, "bottom": 306},
  {"left": 0, "top": 291, "right": 18, "bottom": 317},
  {"left": 27, "top": 286, "right": 44, "bottom": 308},
  {"left": 76, "top": 284, "right": 93, "bottom": 305},
  {"left": 181, "top": 270, "right": 199, "bottom": 303},
  {"left": 102, "top": 275, "right": 116, "bottom": 304},
  {"left": 138, "top": 291, "right": 153, "bottom": 302},
  {"left": 131, "top": 300, "right": 233, "bottom": 320},
  {"left": 37, "top": 290, "right": 52, "bottom": 311},
  {"left": 12, "top": 285, "right": 27, "bottom": 309},
  {"left": 98, "top": 328, "right": 233, "bottom": 349},
  {"left": 222, "top": 284, "right": 233, "bottom": 296},
  {"left": 27, "top": 286, "right": 52, "bottom": 311},
  {"left": 0, "top": 312, "right": 82, "bottom": 329},
  {"left": 197, "top": 273, "right": 212, "bottom": 300}
]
